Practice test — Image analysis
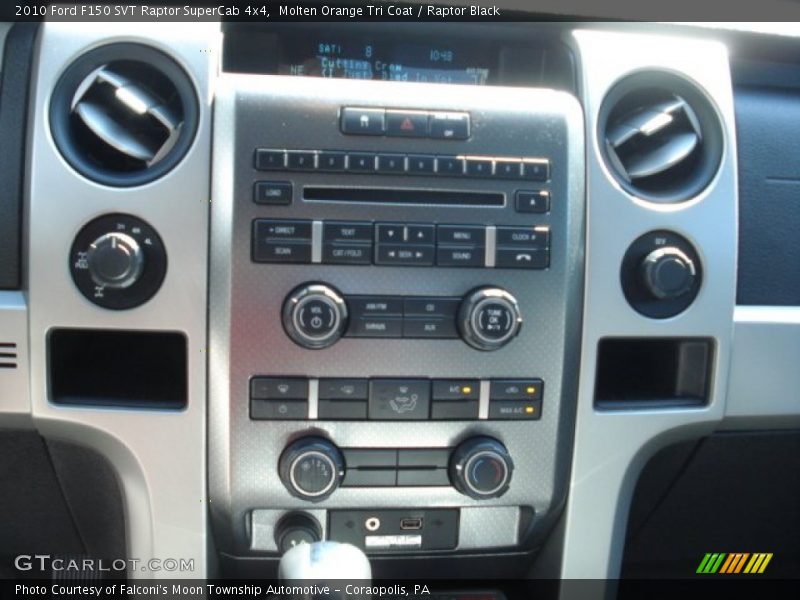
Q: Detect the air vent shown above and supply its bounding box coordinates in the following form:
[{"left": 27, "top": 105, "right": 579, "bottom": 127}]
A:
[
  {"left": 599, "top": 72, "right": 723, "bottom": 203},
  {"left": 50, "top": 44, "right": 198, "bottom": 187},
  {"left": 0, "top": 343, "right": 17, "bottom": 369}
]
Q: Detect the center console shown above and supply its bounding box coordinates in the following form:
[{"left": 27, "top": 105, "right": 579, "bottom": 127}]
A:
[{"left": 208, "top": 74, "right": 585, "bottom": 561}]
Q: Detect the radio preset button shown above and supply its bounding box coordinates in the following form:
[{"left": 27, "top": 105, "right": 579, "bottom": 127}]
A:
[
  {"left": 377, "top": 153, "right": 407, "bottom": 173},
  {"left": 494, "top": 159, "right": 522, "bottom": 179},
  {"left": 466, "top": 158, "right": 493, "bottom": 177},
  {"left": 347, "top": 153, "right": 377, "bottom": 172},
  {"left": 254, "top": 149, "right": 286, "bottom": 170},
  {"left": 286, "top": 150, "right": 317, "bottom": 170},
  {"left": 318, "top": 151, "right": 347, "bottom": 171},
  {"left": 407, "top": 155, "right": 436, "bottom": 174},
  {"left": 435, "top": 156, "right": 465, "bottom": 176},
  {"left": 522, "top": 160, "right": 550, "bottom": 181}
]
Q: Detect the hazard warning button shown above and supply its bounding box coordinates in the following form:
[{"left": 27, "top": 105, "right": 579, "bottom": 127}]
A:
[{"left": 386, "top": 110, "right": 430, "bottom": 138}]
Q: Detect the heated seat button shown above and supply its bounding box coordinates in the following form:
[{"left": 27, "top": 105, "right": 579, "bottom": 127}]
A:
[
  {"left": 494, "top": 159, "right": 522, "bottom": 179},
  {"left": 341, "top": 107, "right": 386, "bottom": 136},
  {"left": 466, "top": 158, "right": 493, "bottom": 177},
  {"left": 369, "top": 379, "right": 430, "bottom": 421}
]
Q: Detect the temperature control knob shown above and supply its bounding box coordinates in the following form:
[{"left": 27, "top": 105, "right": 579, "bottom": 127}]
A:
[
  {"left": 86, "top": 232, "right": 144, "bottom": 289},
  {"left": 449, "top": 437, "right": 514, "bottom": 500},
  {"left": 278, "top": 437, "right": 345, "bottom": 502},
  {"left": 282, "top": 284, "right": 348, "bottom": 349},
  {"left": 458, "top": 287, "right": 523, "bottom": 351},
  {"left": 640, "top": 247, "right": 697, "bottom": 300}
]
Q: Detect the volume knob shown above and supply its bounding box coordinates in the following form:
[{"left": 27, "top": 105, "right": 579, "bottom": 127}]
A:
[{"left": 282, "top": 284, "right": 348, "bottom": 349}]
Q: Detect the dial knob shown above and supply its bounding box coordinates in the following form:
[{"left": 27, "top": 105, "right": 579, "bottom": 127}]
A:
[
  {"left": 458, "top": 287, "right": 522, "bottom": 351},
  {"left": 449, "top": 437, "right": 514, "bottom": 500},
  {"left": 279, "top": 437, "right": 345, "bottom": 502},
  {"left": 641, "top": 247, "right": 697, "bottom": 300},
  {"left": 282, "top": 284, "right": 348, "bottom": 349},
  {"left": 274, "top": 512, "right": 323, "bottom": 554},
  {"left": 86, "top": 232, "right": 144, "bottom": 289}
]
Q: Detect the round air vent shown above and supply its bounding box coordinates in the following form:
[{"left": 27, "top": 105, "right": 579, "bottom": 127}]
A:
[
  {"left": 50, "top": 43, "right": 198, "bottom": 187},
  {"left": 598, "top": 72, "right": 723, "bottom": 203}
]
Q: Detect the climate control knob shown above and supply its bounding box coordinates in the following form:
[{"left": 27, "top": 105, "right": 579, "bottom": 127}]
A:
[
  {"left": 449, "top": 436, "right": 514, "bottom": 500},
  {"left": 458, "top": 287, "right": 522, "bottom": 351},
  {"left": 282, "top": 284, "right": 348, "bottom": 349},
  {"left": 278, "top": 437, "right": 345, "bottom": 502}
]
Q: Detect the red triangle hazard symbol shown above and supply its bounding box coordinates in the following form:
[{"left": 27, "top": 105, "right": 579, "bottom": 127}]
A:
[{"left": 400, "top": 118, "right": 415, "bottom": 131}]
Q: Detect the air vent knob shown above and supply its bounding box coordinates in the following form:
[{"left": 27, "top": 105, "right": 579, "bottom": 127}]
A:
[
  {"left": 450, "top": 436, "right": 514, "bottom": 500},
  {"left": 641, "top": 247, "right": 697, "bottom": 300},
  {"left": 86, "top": 232, "right": 144, "bottom": 289}
]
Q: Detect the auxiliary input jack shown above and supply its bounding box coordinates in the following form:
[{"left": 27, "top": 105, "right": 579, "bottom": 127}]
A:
[{"left": 365, "top": 517, "right": 381, "bottom": 532}]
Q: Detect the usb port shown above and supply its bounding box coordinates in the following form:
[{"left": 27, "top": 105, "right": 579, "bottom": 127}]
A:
[{"left": 400, "top": 517, "right": 423, "bottom": 530}]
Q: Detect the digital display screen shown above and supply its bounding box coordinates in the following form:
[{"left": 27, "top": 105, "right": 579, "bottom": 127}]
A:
[{"left": 279, "top": 38, "right": 492, "bottom": 85}]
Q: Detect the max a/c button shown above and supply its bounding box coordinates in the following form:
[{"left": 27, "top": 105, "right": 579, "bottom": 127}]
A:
[{"left": 488, "top": 399, "right": 542, "bottom": 420}]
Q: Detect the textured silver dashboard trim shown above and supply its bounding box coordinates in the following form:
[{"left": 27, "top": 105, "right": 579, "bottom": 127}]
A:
[
  {"left": 724, "top": 306, "right": 800, "bottom": 423},
  {"left": 26, "top": 22, "right": 219, "bottom": 578},
  {"left": 459, "top": 506, "right": 520, "bottom": 549},
  {"left": 560, "top": 29, "right": 739, "bottom": 581},
  {"left": 209, "top": 74, "right": 585, "bottom": 557},
  {"left": 0, "top": 291, "right": 32, "bottom": 429}
]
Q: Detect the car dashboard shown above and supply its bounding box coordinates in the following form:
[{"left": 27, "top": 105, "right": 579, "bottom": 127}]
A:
[{"left": 0, "top": 16, "right": 798, "bottom": 590}]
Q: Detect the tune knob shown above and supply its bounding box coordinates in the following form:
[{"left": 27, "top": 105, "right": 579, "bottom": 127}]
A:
[
  {"left": 640, "top": 247, "right": 697, "bottom": 300},
  {"left": 282, "top": 284, "right": 349, "bottom": 349},
  {"left": 86, "top": 232, "right": 144, "bottom": 289},
  {"left": 449, "top": 437, "right": 514, "bottom": 500},
  {"left": 278, "top": 437, "right": 345, "bottom": 502},
  {"left": 458, "top": 287, "right": 522, "bottom": 351}
]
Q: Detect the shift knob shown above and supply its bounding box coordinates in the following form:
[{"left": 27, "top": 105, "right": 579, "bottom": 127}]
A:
[{"left": 278, "top": 541, "right": 371, "bottom": 599}]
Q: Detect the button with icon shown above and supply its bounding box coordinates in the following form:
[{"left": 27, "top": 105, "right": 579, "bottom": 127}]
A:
[
  {"left": 340, "top": 107, "right": 386, "bottom": 136},
  {"left": 386, "top": 110, "right": 430, "bottom": 138}
]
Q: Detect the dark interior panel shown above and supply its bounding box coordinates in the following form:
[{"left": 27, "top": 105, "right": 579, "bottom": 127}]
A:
[
  {"left": 734, "top": 86, "right": 800, "bottom": 306},
  {"left": 0, "top": 23, "right": 38, "bottom": 290},
  {"left": 622, "top": 431, "right": 800, "bottom": 578},
  {"left": 0, "top": 431, "right": 125, "bottom": 578}
]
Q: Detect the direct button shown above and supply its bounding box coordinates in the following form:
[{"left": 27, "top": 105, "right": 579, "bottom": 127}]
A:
[
  {"left": 254, "top": 181, "right": 292, "bottom": 205},
  {"left": 255, "top": 220, "right": 312, "bottom": 241},
  {"left": 341, "top": 107, "right": 385, "bottom": 136}
]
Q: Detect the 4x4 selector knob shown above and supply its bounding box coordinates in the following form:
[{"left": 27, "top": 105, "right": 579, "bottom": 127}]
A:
[
  {"left": 450, "top": 436, "right": 514, "bottom": 500},
  {"left": 282, "top": 284, "right": 348, "bottom": 349},
  {"left": 86, "top": 232, "right": 144, "bottom": 289},
  {"left": 458, "top": 287, "right": 523, "bottom": 351},
  {"left": 279, "top": 437, "right": 345, "bottom": 502}
]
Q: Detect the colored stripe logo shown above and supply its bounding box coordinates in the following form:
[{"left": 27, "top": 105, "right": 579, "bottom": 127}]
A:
[{"left": 696, "top": 552, "right": 773, "bottom": 574}]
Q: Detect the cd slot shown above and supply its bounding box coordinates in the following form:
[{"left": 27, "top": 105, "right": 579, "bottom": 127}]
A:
[{"left": 304, "top": 187, "right": 505, "bottom": 207}]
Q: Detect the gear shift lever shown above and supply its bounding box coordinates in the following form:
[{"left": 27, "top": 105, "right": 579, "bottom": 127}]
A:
[{"left": 278, "top": 541, "right": 371, "bottom": 599}]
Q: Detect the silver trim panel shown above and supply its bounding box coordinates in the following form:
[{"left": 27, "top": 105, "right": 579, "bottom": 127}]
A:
[
  {"left": 26, "top": 22, "right": 219, "bottom": 578},
  {"left": 0, "top": 291, "right": 32, "bottom": 429}
]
